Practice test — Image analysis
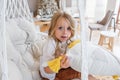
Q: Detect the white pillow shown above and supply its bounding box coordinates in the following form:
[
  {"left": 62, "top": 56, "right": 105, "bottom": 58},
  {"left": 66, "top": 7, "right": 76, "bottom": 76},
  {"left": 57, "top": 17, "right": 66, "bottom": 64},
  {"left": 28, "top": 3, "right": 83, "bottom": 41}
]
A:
[
  {"left": 8, "top": 60, "right": 23, "bottom": 80},
  {"left": 17, "top": 60, "right": 33, "bottom": 80},
  {"left": 6, "top": 32, "right": 22, "bottom": 64},
  {"left": 16, "top": 18, "right": 37, "bottom": 43},
  {"left": 6, "top": 19, "right": 27, "bottom": 45},
  {"left": 6, "top": 28, "right": 33, "bottom": 80}
]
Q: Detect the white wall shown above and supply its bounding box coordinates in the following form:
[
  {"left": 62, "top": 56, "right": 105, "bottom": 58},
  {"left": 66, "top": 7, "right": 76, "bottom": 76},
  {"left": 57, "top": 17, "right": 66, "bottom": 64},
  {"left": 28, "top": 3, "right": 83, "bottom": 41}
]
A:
[
  {"left": 94, "top": 0, "right": 108, "bottom": 21},
  {"left": 106, "top": 0, "right": 116, "bottom": 12},
  {"left": 86, "top": 0, "right": 108, "bottom": 21},
  {"left": 86, "top": 0, "right": 96, "bottom": 18}
]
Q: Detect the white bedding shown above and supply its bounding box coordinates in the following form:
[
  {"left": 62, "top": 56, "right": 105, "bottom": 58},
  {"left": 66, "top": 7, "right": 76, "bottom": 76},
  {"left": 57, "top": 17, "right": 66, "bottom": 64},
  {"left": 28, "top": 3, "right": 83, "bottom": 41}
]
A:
[{"left": 6, "top": 18, "right": 47, "bottom": 80}]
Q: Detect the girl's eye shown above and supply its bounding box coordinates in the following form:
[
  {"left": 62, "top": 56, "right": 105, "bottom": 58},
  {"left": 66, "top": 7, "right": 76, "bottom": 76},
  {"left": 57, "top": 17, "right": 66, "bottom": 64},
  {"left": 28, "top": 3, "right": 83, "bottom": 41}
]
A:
[
  {"left": 58, "top": 26, "right": 63, "bottom": 30},
  {"left": 67, "top": 27, "right": 71, "bottom": 30}
]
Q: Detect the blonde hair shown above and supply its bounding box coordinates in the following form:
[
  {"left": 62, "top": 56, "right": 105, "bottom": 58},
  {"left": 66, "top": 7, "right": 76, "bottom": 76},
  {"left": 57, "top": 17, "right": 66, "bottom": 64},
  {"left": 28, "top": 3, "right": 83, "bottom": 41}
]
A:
[
  {"left": 48, "top": 10, "right": 75, "bottom": 57},
  {"left": 48, "top": 10, "right": 75, "bottom": 40}
]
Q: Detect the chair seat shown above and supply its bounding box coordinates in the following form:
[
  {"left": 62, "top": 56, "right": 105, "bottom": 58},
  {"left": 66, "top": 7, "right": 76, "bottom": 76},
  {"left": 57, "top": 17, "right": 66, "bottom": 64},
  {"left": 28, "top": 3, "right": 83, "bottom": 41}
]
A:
[
  {"left": 100, "top": 31, "right": 118, "bottom": 37},
  {"left": 89, "top": 23, "right": 104, "bottom": 30}
]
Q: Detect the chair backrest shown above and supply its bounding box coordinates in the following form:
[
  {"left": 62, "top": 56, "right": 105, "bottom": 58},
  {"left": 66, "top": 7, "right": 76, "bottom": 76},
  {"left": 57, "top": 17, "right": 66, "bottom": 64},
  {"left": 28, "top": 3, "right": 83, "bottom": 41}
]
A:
[
  {"left": 99, "top": 10, "right": 113, "bottom": 30},
  {"left": 99, "top": 10, "right": 113, "bottom": 25}
]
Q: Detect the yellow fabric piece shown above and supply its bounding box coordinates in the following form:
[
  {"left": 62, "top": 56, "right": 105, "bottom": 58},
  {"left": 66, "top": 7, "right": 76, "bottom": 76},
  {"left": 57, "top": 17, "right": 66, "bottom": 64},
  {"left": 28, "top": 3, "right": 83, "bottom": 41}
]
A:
[
  {"left": 48, "top": 56, "right": 63, "bottom": 73},
  {"left": 68, "top": 39, "right": 80, "bottom": 48},
  {"left": 112, "top": 75, "right": 120, "bottom": 80}
]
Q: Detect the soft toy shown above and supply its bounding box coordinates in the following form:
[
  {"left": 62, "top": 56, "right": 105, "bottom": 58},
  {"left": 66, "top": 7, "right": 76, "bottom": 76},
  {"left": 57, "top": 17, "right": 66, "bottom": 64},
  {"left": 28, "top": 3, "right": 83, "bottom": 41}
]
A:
[{"left": 47, "top": 39, "right": 80, "bottom": 73}]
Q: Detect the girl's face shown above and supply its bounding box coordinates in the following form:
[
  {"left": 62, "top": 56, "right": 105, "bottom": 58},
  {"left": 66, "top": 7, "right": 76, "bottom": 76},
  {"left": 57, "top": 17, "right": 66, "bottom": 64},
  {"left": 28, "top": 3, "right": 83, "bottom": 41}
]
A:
[{"left": 54, "top": 18, "right": 72, "bottom": 42}]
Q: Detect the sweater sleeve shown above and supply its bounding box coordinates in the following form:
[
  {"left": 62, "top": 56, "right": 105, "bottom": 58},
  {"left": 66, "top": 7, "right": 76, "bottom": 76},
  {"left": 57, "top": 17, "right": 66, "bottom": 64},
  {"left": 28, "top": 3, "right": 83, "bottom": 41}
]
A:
[{"left": 40, "top": 38, "right": 56, "bottom": 80}]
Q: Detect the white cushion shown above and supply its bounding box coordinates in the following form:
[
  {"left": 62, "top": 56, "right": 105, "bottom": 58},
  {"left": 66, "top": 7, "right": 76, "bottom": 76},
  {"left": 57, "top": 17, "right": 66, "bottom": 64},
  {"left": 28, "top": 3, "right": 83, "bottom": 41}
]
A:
[
  {"left": 17, "top": 61, "right": 33, "bottom": 80},
  {"left": 6, "top": 19, "right": 27, "bottom": 45},
  {"left": 6, "top": 32, "right": 22, "bottom": 64},
  {"left": 8, "top": 60, "right": 23, "bottom": 80},
  {"left": 16, "top": 18, "right": 37, "bottom": 43}
]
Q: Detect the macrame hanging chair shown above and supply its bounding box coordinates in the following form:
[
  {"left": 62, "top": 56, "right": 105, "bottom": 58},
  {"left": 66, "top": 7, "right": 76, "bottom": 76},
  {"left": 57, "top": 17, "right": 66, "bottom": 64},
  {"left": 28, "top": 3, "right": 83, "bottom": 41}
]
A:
[
  {"left": 1, "top": 0, "right": 120, "bottom": 80},
  {"left": 0, "top": 0, "right": 33, "bottom": 80},
  {"left": 60, "top": 0, "right": 89, "bottom": 80},
  {"left": 1, "top": 0, "right": 89, "bottom": 80},
  {"left": 77, "top": 0, "right": 89, "bottom": 80},
  {"left": 0, "top": 0, "right": 8, "bottom": 80},
  {"left": 70, "top": 0, "right": 120, "bottom": 79}
]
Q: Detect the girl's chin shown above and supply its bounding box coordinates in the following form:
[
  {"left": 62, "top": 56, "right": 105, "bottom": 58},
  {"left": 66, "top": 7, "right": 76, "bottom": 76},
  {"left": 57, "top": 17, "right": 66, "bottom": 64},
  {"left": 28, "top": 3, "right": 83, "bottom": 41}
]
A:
[{"left": 60, "top": 38, "right": 68, "bottom": 42}]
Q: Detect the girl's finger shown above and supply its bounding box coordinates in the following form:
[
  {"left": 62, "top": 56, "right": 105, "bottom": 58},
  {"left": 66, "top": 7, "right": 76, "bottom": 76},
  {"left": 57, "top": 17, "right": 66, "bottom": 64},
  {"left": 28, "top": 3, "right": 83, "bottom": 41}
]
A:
[{"left": 62, "top": 55, "right": 68, "bottom": 63}]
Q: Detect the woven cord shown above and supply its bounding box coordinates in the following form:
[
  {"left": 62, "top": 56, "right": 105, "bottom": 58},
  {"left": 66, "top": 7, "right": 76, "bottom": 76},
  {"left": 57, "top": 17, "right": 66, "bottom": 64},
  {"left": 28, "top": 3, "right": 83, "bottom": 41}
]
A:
[
  {"left": 77, "top": 0, "right": 88, "bottom": 80},
  {"left": 5, "top": 0, "right": 33, "bottom": 22},
  {"left": 0, "top": 0, "right": 8, "bottom": 80}
]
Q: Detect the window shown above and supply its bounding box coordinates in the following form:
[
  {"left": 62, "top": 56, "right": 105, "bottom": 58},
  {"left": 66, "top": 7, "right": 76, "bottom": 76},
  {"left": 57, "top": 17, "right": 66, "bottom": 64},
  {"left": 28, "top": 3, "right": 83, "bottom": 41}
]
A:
[
  {"left": 86, "top": 0, "right": 108, "bottom": 21},
  {"left": 62, "top": 0, "right": 78, "bottom": 17}
]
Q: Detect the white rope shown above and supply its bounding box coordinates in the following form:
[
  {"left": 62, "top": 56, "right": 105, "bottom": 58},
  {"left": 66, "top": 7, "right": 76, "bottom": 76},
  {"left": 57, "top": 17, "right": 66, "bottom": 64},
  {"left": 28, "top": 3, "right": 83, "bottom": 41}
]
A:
[
  {"left": 77, "top": 0, "right": 88, "bottom": 80},
  {"left": 5, "top": 0, "right": 33, "bottom": 22},
  {"left": 0, "top": 0, "right": 34, "bottom": 80},
  {"left": 0, "top": 0, "right": 8, "bottom": 80},
  {"left": 61, "top": 0, "right": 88, "bottom": 79}
]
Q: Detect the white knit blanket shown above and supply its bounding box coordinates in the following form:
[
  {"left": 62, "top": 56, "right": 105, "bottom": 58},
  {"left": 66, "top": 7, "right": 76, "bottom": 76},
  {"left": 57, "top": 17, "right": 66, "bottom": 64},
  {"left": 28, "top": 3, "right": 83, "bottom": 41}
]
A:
[{"left": 67, "top": 42, "right": 120, "bottom": 76}]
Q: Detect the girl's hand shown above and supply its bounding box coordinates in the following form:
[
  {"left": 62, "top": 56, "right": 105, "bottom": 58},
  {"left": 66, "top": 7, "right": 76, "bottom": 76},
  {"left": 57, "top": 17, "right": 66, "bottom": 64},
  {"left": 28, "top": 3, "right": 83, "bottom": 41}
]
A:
[{"left": 60, "top": 55, "right": 70, "bottom": 69}]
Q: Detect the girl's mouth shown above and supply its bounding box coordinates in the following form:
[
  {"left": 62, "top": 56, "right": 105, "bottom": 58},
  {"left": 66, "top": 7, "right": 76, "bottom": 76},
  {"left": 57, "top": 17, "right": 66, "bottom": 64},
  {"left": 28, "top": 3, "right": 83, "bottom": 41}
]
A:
[{"left": 61, "top": 36, "right": 67, "bottom": 38}]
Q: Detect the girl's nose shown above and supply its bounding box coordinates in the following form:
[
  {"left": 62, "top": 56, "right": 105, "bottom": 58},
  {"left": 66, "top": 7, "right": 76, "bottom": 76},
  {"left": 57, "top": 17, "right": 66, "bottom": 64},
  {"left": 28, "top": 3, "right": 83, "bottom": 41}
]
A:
[{"left": 63, "top": 28, "right": 67, "bottom": 34}]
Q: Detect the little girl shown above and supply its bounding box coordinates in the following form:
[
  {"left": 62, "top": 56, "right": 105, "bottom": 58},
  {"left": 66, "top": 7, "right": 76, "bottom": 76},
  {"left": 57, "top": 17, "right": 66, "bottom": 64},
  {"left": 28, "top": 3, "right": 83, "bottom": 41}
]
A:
[{"left": 40, "top": 10, "right": 96, "bottom": 80}]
